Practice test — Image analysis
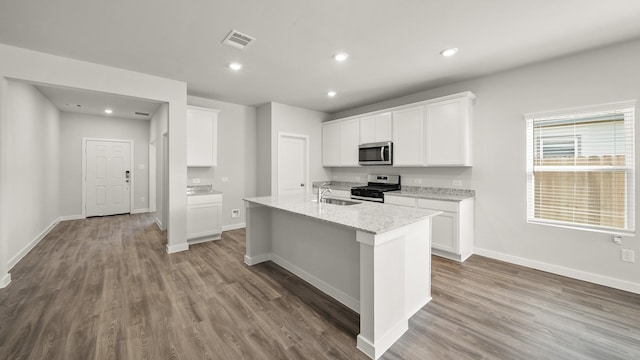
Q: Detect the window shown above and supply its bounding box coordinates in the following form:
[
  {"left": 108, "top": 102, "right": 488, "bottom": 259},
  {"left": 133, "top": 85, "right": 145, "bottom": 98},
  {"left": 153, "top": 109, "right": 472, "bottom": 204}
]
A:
[{"left": 526, "top": 101, "right": 635, "bottom": 234}]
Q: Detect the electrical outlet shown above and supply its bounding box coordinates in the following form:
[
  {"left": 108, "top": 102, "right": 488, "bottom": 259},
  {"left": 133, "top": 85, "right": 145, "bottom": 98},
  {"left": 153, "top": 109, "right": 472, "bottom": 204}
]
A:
[
  {"left": 452, "top": 180, "right": 463, "bottom": 186},
  {"left": 221, "top": 177, "right": 229, "bottom": 182},
  {"left": 192, "top": 178, "right": 200, "bottom": 184},
  {"left": 231, "top": 209, "right": 240, "bottom": 218},
  {"left": 621, "top": 249, "right": 635, "bottom": 263},
  {"left": 413, "top": 178, "right": 422, "bottom": 184},
  {"left": 613, "top": 235, "right": 623, "bottom": 244}
]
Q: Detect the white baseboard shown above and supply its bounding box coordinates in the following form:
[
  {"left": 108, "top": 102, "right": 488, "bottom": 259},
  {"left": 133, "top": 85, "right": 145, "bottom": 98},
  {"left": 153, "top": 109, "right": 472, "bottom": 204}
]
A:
[
  {"left": 270, "top": 254, "right": 360, "bottom": 313},
  {"left": 0, "top": 273, "right": 11, "bottom": 288},
  {"left": 166, "top": 243, "right": 189, "bottom": 254},
  {"left": 222, "top": 222, "right": 246, "bottom": 232},
  {"left": 474, "top": 248, "right": 640, "bottom": 294},
  {"left": 155, "top": 217, "right": 164, "bottom": 230},
  {"left": 357, "top": 318, "right": 408, "bottom": 360},
  {"left": 58, "top": 214, "right": 84, "bottom": 221},
  {"left": 244, "top": 254, "right": 271, "bottom": 266},
  {"left": 8, "top": 217, "right": 61, "bottom": 270},
  {"left": 131, "top": 208, "right": 150, "bottom": 214}
]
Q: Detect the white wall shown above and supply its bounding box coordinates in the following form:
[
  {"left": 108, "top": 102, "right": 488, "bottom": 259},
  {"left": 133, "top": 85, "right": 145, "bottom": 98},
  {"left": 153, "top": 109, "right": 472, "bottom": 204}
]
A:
[
  {"left": 186, "top": 95, "right": 257, "bottom": 229},
  {"left": 150, "top": 103, "right": 168, "bottom": 229},
  {"left": 0, "top": 43, "right": 189, "bottom": 286},
  {"left": 4, "top": 81, "right": 60, "bottom": 270},
  {"left": 256, "top": 103, "right": 272, "bottom": 196},
  {"left": 59, "top": 112, "right": 150, "bottom": 216},
  {"left": 330, "top": 39, "right": 640, "bottom": 293},
  {"left": 270, "top": 102, "right": 331, "bottom": 195}
]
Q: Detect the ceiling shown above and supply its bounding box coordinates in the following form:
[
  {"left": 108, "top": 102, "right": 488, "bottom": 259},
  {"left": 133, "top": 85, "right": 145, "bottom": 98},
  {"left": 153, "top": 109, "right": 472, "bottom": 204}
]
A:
[
  {"left": 1, "top": 0, "right": 640, "bottom": 114},
  {"left": 35, "top": 84, "right": 162, "bottom": 120}
]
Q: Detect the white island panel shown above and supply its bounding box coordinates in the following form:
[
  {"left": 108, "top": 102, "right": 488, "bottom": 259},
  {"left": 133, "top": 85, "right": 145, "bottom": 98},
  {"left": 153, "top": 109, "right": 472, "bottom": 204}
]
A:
[{"left": 243, "top": 194, "right": 440, "bottom": 360}]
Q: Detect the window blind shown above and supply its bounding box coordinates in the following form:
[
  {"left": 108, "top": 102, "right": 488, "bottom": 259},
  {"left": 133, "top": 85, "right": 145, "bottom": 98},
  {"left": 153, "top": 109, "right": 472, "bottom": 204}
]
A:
[{"left": 526, "top": 101, "right": 635, "bottom": 234}]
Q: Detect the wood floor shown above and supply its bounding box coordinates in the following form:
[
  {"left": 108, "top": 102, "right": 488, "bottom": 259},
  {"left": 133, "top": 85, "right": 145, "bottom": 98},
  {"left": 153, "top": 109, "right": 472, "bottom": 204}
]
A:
[{"left": 0, "top": 214, "right": 638, "bottom": 359}]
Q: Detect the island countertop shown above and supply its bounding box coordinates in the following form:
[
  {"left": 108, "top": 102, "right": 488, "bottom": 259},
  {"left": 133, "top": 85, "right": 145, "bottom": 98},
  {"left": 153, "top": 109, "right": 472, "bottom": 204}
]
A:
[{"left": 244, "top": 194, "right": 441, "bottom": 235}]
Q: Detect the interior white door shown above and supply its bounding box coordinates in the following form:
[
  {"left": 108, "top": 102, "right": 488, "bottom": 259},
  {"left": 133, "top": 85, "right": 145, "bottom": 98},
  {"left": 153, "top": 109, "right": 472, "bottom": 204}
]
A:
[
  {"left": 278, "top": 134, "right": 308, "bottom": 196},
  {"left": 86, "top": 140, "right": 132, "bottom": 217}
]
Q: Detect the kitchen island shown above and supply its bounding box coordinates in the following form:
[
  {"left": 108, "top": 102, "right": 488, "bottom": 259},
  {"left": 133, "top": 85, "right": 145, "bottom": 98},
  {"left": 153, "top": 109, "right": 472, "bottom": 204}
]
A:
[{"left": 243, "top": 194, "right": 441, "bottom": 359}]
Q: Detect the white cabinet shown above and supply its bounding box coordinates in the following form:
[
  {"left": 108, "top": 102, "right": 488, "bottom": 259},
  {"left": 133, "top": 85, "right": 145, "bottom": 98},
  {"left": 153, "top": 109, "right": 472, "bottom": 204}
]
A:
[
  {"left": 187, "top": 106, "right": 219, "bottom": 167},
  {"left": 360, "top": 112, "right": 392, "bottom": 144},
  {"left": 385, "top": 195, "right": 474, "bottom": 262},
  {"left": 425, "top": 94, "right": 474, "bottom": 166},
  {"left": 187, "top": 193, "right": 222, "bottom": 243},
  {"left": 322, "top": 119, "right": 360, "bottom": 167},
  {"left": 392, "top": 106, "right": 425, "bottom": 166}
]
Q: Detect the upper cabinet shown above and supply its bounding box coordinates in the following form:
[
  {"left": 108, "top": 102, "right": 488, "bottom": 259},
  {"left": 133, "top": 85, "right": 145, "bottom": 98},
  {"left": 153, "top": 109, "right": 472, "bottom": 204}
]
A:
[
  {"left": 187, "top": 105, "right": 219, "bottom": 167},
  {"left": 392, "top": 106, "right": 425, "bottom": 166},
  {"left": 322, "top": 119, "right": 360, "bottom": 167},
  {"left": 323, "top": 91, "right": 475, "bottom": 168},
  {"left": 425, "top": 93, "right": 474, "bottom": 166},
  {"left": 360, "top": 112, "right": 392, "bottom": 144}
]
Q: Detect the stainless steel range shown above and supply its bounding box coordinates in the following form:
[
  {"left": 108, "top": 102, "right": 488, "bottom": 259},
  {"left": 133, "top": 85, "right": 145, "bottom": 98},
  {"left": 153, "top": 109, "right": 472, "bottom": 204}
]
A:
[{"left": 351, "top": 174, "right": 401, "bottom": 203}]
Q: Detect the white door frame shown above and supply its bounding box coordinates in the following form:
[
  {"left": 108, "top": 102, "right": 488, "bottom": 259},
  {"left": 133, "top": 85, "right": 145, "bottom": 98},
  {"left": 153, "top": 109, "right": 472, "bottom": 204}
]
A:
[
  {"left": 82, "top": 137, "right": 134, "bottom": 218},
  {"left": 277, "top": 132, "right": 310, "bottom": 196}
]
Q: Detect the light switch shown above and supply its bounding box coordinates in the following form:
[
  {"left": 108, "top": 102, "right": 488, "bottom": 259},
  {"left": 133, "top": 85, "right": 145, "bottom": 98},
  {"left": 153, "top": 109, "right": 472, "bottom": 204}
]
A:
[
  {"left": 138, "top": 164, "right": 145, "bottom": 170},
  {"left": 221, "top": 177, "right": 229, "bottom": 182}
]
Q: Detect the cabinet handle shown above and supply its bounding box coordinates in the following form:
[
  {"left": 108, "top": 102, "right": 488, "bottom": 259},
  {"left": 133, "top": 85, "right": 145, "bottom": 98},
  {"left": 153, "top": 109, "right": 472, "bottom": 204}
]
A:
[{"left": 380, "top": 147, "right": 385, "bottom": 161}]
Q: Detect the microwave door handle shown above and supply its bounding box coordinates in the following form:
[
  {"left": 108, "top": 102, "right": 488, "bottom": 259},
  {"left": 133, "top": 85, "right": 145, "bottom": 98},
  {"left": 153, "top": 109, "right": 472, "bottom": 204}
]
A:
[{"left": 380, "top": 147, "right": 385, "bottom": 161}]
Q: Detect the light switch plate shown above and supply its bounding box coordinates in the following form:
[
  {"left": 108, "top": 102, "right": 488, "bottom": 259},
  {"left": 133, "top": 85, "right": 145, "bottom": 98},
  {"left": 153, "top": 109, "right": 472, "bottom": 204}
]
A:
[
  {"left": 452, "top": 180, "right": 463, "bottom": 186},
  {"left": 221, "top": 177, "right": 229, "bottom": 182},
  {"left": 192, "top": 178, "right": 200, "bottom": 184}
]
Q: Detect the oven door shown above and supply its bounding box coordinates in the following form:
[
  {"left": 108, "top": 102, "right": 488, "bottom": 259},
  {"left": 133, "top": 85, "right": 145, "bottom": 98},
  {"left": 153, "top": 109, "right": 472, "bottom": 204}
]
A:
[{"left": 358, "top": 142, "right": 392, "bottom": 166}]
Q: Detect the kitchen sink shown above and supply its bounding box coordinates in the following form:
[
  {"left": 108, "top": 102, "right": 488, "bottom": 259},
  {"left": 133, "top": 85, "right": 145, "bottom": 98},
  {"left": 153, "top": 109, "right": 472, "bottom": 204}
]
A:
[{"left": 319, "top": 198, "right": 361, "bottom": 206}]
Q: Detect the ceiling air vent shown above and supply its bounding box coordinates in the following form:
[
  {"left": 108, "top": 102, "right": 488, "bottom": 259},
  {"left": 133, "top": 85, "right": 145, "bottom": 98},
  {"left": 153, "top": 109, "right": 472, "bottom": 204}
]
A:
[
  {"left": 134, "top": 112, "right": 150, "bottom": 116},
  {"left": 222, "top": 30, "right": 255, "bottom": 50}
]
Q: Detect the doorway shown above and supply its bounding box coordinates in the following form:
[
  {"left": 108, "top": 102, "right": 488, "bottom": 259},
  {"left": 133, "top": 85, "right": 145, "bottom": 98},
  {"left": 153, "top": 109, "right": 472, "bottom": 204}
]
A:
[
  {"left": 83, "top": 138, "right": 133, "bottom": 217},
  {"left": 277, "top": 132, "right": 309, "bottom": 196}
]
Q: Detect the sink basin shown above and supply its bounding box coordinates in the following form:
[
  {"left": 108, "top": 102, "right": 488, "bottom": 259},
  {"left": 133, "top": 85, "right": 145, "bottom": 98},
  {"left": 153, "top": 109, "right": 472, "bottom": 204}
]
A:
[{"left": 319, "top": 198, "right": 361, "bottom": 206}]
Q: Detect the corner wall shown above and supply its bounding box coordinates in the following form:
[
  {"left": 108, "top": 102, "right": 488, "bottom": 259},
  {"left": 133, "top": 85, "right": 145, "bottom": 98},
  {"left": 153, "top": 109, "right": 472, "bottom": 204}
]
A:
[{"left": 4, "top": 81, "right": 60, "bottom": 269}]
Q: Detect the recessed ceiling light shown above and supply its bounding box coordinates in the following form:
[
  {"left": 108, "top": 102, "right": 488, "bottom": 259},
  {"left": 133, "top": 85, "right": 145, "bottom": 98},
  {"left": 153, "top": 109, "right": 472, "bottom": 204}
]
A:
[
  {"left": 440, "top": 48, "right": 459, "bottom": 57},
  {"left": 104, "top": 109, "right": 113, "bottom": 114},
  {"left": 327, "top": 91, "right": 337, "bottom": 97},
  {"left": 333, "top": 53, "right": 349, "bottom": 62},
  {"left": 229, "top": 62, "right": 243, "bottom": 71}
]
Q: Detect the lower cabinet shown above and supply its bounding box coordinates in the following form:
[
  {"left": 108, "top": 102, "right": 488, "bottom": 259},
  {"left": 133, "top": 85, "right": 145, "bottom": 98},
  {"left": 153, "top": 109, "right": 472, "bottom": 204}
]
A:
[
  {"left": 187, "top": 193, "right": 222, "bottom": 243},
  {"left": 385, "top": 195, "right": 474, "bottom": 262}
]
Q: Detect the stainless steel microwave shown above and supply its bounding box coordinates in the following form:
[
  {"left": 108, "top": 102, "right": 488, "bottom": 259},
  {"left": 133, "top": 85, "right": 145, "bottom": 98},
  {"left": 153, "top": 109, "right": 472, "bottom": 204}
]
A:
[{"left": 358, "top": 141, "right": 393, "bottom": 166}]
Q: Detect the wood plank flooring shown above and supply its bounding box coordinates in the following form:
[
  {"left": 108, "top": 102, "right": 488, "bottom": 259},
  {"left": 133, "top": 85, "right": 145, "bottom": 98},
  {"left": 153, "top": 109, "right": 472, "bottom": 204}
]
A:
[{"left": 1, "top": 213, "right": 639, "bottom": 359}]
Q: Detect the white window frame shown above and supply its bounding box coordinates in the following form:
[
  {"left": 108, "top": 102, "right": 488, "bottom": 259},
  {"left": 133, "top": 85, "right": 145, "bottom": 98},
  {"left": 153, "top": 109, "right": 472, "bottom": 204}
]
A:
[{"left": 525, "top": 100, "right": 636, "bottom": 235}]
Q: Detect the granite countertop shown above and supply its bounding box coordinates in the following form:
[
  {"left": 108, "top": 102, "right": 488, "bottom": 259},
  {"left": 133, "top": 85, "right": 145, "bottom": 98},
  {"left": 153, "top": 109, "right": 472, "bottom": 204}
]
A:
[
  {"left": 311, "top": 181, "right": 366, "bottom": 191},
  {"left": 244, "top": 194, "right": 441, "bottom": 235},
  {"left": 386, "top": 186, "right": 475, "bottom": 202},
  {"left": 187, "top": 185, "right": 222, "bottom": 196}
]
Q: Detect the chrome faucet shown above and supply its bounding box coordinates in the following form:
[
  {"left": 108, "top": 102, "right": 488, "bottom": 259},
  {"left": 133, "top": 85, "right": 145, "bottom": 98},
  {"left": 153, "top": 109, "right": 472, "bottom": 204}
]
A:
[{"left": 317, "top": 183, "right": 332, "bottom": 202}]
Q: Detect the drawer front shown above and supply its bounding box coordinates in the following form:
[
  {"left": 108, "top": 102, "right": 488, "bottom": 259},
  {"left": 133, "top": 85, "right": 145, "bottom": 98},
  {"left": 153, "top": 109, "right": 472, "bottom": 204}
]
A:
[
  {"left": 417, "top": 198, "right": 458, "bottom": 212},
  {"left": 384, "top": 195, "right": 417, "bottom": 207},
  {"left": 187, "top": 193, "right": 222, "bottom": 205}
]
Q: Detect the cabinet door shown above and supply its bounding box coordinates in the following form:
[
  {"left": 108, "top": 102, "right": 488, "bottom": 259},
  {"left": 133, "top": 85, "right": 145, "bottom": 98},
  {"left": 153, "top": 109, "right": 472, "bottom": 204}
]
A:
[
  {"left": 322, "top": 122, "right": 340, "bottom": 166},
  {"left": 340, "top": 119, "right": 360, "bottom": 166},
  {"left": 360, "top": 113, "right": 392, "bottom": 144},
  {"left": 187, "top": 107, "right": 218, "bottom": 167},
  {"left": 375, "top": 112, "right": 392, "bottom": 142},
  {"left": 393, "top": 106, "right": 425, "bottom": 166},
  {"left": 187, "top": 203, "right": 221, "bottom": 239},
  {"left": 430, "top": 211, "right": 458, "bottom": 253},
  {"left": 359, "top": 116, "right": 376, "bottom": 144},
  {"left": 425, "top": 98, "right": 470, "bottom": 166}
]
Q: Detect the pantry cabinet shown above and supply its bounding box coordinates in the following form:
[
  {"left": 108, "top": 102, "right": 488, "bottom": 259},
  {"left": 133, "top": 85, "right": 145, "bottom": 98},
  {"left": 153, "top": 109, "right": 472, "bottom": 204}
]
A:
[{"left": 187, "top": 106, "right": 219, "bottom": 167}]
